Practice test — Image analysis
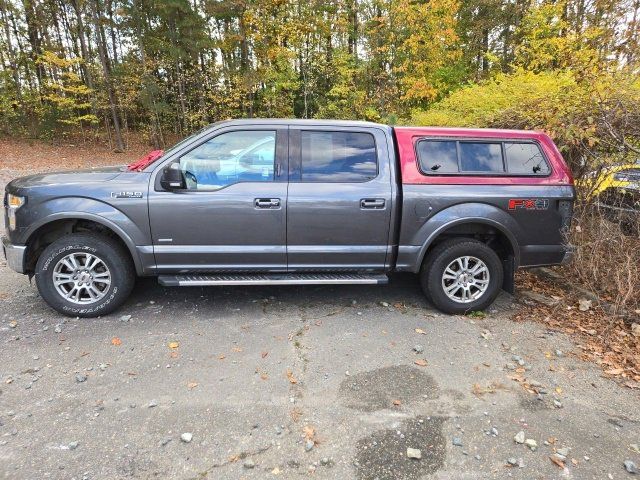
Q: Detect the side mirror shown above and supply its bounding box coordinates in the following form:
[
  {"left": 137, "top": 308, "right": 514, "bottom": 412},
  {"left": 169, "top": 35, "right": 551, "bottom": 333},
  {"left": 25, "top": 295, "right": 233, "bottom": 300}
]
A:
[{"left": 160, "top": 166, "right": 186, "bottom": 190}]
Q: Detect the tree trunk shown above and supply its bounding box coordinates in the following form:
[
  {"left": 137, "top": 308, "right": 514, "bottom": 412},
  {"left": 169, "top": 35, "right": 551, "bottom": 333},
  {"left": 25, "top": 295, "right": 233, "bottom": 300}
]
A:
[
  {"left": 90, "top": 0, "right": 124, "bottom": 151},
  {"left": 0, "top": 4, "right": 22, "bottom": 100},
  {"left": 22, "top": 0, "right": 45, "bottom": 90}
]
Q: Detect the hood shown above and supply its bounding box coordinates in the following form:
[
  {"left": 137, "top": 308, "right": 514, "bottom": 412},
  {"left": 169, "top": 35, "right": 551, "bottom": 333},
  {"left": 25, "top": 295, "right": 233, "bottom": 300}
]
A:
[{"left": 7, "top": 166, "right": 124, "bottom": 190}]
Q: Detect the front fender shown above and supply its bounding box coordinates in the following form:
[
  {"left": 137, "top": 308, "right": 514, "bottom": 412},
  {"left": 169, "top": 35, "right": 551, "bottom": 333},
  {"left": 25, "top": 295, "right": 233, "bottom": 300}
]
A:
[
  {"left": 19, "top": 197, "right": 147, "bottom": 274},
  {"left": 399, "top": 202, "right": 523, "bottom": 273}
]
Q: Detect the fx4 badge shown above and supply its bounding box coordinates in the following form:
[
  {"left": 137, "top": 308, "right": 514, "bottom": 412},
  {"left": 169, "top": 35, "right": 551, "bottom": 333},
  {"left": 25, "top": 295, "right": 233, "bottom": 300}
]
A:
[
  {"left": 111, "top": 191, "right": 143, "bottom": 199},
  {"left": 508, "top": 198, "right": 549, "bottom": 210}
]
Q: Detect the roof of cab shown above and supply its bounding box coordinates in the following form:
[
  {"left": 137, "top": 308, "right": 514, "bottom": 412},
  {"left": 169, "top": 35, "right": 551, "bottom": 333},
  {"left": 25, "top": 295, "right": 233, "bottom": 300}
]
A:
[
  {"left": 214, "top": 120, "right": 545, "bottom": 138},
  {"left": 216, "top": 118, "right": 389, "bottom": 129}
]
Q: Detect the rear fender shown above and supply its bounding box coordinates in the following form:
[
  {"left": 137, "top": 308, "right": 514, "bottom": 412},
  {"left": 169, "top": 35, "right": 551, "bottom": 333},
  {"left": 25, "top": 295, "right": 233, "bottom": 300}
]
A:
[{"left": 410, "top": 202, "right": 523, "bottom": 273}]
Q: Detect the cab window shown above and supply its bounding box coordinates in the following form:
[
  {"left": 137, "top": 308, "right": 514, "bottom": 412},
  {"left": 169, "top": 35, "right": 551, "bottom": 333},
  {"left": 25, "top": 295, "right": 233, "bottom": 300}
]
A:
[
  {"left": 179, "top": 130, "right": 276, "bottom": 189},
  {"left": 300, "top": 131, "right": 377, "bottom": 182}
]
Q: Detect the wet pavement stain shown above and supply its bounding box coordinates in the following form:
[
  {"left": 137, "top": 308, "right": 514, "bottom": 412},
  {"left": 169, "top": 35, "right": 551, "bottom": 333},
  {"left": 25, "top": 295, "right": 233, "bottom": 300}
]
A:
[
  {"left": 339, "top": 365, "right": 439, "bottom": 412},
  {"left": 354, "top": 416, "right": 446, "bottom": 480}
]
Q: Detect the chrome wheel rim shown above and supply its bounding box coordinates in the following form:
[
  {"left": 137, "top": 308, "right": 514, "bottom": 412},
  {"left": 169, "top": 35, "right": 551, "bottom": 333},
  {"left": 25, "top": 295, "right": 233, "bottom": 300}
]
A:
[
  {"left": 441, "top": 256, "right": 490, "bottom": 304},
  {"left": 52, "top": 252, "right": 111, "bottom": 304}
]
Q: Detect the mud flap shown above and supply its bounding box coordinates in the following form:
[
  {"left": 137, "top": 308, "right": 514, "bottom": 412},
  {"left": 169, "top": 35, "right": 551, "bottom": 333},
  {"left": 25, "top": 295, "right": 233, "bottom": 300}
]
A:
[{"left": 502, "top": 255, "right": 515, "bottom": 294}]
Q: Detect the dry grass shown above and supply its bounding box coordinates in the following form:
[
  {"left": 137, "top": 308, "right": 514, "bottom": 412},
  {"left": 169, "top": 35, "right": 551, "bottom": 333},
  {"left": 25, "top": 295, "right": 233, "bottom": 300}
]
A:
[{"left": 567, "top": 209, "right": 639, "bottom": 314}]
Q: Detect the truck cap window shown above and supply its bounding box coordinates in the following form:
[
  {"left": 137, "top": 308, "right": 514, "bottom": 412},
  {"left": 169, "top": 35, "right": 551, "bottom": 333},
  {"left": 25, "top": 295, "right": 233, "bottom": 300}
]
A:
[
  {"left": 417, "top": 139, "right": 550, "bottom": 176},
  {"left": 301, "top": 131, "right": 377, "bottom": 182},
  {"left": 504, "top": 142, "right": 550, "bottom": 175},
  {"left": 416, "top": 140, "right": 458, "bottom": 173},
  {"left": 179, "top": 130, "right": 276, "bottom": 189},
  {"left": 458, "top": 142, "right": 503, "bottom": 172}
]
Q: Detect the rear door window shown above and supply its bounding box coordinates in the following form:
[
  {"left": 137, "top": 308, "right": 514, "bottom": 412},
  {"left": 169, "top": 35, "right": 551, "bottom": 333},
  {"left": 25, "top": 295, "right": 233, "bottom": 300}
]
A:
[
  {"left": 300, "top": 131, "right": 377, "bottom": 182},
  {"left": 504, "top": 142, "right": 550, "bottom": 175}
]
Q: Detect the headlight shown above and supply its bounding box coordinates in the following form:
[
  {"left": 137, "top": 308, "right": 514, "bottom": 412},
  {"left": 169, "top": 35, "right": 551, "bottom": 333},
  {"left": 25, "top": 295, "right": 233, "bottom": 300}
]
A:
[
  {"left": 6, "top": 194, "right": 25, "bottom": 230},
  {"left": 7, "top": 194, "right": 25, "bottom": 209}
]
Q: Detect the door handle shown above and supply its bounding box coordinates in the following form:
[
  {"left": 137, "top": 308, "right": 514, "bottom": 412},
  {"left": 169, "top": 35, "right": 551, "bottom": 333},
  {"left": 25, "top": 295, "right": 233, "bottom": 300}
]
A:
[
  {"left": 360, "top": 198, "right": 386, "bottom": 209},
  {"left": 255, "top": 198, "right": 281, "bottom": 209}
]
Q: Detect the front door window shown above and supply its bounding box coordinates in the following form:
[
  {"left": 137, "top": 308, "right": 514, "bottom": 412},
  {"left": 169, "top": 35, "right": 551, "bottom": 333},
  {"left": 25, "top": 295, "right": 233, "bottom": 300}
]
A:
[{"left": 179, "top": 130, "right": 276, "bottom": 190}]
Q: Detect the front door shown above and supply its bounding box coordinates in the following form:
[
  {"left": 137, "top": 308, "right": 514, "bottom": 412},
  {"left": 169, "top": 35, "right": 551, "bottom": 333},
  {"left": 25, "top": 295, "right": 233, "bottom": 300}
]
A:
[
  {"left": 286, "top": 126, "right": 394, "bottom": 271},
  {"left": 148, "top": 127, "right": 288, "bottom": 272}
]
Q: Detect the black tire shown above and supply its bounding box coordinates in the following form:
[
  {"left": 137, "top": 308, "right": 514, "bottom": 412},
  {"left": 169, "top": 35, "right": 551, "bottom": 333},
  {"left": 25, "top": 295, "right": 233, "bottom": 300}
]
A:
[
  {"left": 420, "top": 238, "right": 503, "bottom": 314},
  {"left": 35, "top": 233, "right": 135, "bottom": 317}
]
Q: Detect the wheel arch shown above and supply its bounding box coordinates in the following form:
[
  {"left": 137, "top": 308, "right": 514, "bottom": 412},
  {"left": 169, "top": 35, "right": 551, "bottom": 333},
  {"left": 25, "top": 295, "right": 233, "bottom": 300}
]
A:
[
  {"left": 416, "top": 217, "right": 520, "bottom": 272},
  {"left": 23, "top": 213, "right": 142, "bottom": 274}
]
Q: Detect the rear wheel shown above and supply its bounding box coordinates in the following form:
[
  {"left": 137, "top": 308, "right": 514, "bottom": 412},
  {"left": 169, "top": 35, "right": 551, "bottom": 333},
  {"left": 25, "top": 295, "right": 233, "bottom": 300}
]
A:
[
  {"left": 420, "top": 239, "right": 503, "bottom": 314},
  {"left": 35, "top": 233, "right": 135, "bottom": 317}
]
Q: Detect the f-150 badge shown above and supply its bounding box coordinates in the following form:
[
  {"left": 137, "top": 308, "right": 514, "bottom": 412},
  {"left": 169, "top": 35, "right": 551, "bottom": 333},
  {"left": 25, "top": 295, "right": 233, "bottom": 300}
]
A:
[
  {"left": 111, "top": 191, "right": 143, "bottom": 199},
  {"left": 508, "top": 198, "right": 549, "bottom": 210}
]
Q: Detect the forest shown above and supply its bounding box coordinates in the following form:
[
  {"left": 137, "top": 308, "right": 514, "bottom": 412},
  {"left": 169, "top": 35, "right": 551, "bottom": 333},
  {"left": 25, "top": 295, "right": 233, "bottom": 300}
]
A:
[{"left": 0, "top": 0, "right": 638, "bottom": 157}]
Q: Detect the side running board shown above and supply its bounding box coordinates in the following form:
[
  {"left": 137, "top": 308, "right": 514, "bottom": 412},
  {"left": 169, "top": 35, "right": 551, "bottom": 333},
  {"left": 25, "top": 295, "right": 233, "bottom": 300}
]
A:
[{"left": 158, "top": 272, "right": 389, "bottom": 287}]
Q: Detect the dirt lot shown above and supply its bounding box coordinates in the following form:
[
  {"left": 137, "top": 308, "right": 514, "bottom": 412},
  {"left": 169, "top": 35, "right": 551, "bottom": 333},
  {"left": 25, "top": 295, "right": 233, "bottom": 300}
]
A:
[{"left": 1, "top": 141, "right": 639, "bottom": 479}]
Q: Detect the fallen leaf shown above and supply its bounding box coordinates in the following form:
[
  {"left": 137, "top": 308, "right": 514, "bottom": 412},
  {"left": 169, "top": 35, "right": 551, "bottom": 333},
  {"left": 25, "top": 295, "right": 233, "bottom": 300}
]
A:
[
  {"left": 393, "top": 399, "right": 401, "bottom": 406},
  {"left": 187, "top": 382, "right": 198, "bottom": 390},
  {"left": 111, "top": 337, "right": 122, "bottom": 346},
  {"left": 261, "top": 351, "right": 269, "bottom": 358},
  {"left": 555, "top": 387, "right": 563, "bottom": 394},
  {"left": 415, "top": 328, "right": 427, "bottom": 335},
  {"left": 303, "top": 425, "right": 315, "bottom": 440},
  {"left": 169, "top": 351, "right": 178, "bottom": 358},
  {"left": 549, "top": 456, "right": 565, "bottom": 468},
  {"left": 472, "top": 383, "right": 495, "bottom": 395},
  {"left": 232, "top": 347, "right": 242, "bottom": 352},
  {"left": 286, "top": 369, "right": 298, "bottom": 384},
  {"left": 271, "top": 467, "right": 281, "bottom": 475},
  {"left": 578, "top": 299, "right": 592, "bottom": 312},
  {"left": 168, "top": 341, "right": 179, "bottom": 349},
  {"left": 605, "top": 367, "right": 624, "bottom": 375},
  {"left": 414, "top": 359, "right": 428, "bottom": 367},
  {"left": 260, "top": 373, "right": 268, "bottom": 380},
  {"left": 290, "top": 407, "right": 302, "bottom": 422},
  {"left": 218, "top": 354, "right": 226, "bottom": 360}
]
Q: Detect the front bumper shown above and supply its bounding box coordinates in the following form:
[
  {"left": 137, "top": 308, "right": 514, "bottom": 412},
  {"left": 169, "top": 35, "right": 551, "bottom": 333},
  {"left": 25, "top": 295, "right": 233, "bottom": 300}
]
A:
[{"left": 1, "top": 236, "right": 26, "bottom": 274}]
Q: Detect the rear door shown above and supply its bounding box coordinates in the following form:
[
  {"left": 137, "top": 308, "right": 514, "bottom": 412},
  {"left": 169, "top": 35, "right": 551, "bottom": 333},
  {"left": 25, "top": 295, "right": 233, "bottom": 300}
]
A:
[{"left": 286, "top": 126, "right": 393, "bottom": 271}]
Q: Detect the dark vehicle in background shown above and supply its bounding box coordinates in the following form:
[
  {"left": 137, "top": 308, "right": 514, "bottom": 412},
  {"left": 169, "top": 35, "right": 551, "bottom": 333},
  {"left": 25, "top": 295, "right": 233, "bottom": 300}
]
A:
[{"left": 3, "top": 119, "right": 575, "bottom": 317}]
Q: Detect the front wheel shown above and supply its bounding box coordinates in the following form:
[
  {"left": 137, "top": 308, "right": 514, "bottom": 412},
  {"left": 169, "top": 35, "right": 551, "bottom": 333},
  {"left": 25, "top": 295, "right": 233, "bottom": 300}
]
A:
[
  {"left": 420, "top": 239, "right": 503, "bottom": 314},
  {"left": 35, "top": 233, "right": 135, "bottom": 317}
]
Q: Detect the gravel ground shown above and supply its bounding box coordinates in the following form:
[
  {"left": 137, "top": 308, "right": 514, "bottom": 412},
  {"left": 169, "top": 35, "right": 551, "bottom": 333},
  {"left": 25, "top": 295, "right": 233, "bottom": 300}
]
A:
[{"left": 1, "top": 170, "right": 640, "bottom": 480}]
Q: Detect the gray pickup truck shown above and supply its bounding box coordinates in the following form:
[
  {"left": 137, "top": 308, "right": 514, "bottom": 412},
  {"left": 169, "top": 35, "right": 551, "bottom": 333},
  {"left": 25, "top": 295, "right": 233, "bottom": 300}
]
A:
[{"left": 2, "top": 119, "right": 575, "bottom": 317}]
